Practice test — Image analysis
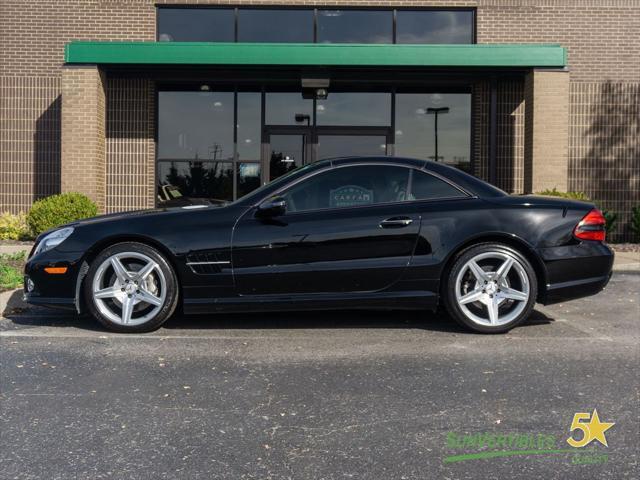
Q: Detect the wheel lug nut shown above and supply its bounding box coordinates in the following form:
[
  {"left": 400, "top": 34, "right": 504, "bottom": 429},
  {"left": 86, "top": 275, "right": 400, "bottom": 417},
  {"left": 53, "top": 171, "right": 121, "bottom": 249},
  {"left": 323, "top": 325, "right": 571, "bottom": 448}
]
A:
[
  {"left": 128, "top": 294, "right": 132, "bottom": 298},
  {"left": 136, "top": 290, "right": 140, "bottom": 294},
  {"left": 121, "top": 288, "right": 125, "bottom": 292}
]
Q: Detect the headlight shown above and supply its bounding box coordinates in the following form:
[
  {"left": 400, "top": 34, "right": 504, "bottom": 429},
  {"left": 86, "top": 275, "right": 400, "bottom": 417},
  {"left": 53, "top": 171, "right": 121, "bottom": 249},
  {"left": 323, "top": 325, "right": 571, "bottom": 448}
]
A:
[{"left": 33, "top": 227, "right": 74, "bottom": 256}]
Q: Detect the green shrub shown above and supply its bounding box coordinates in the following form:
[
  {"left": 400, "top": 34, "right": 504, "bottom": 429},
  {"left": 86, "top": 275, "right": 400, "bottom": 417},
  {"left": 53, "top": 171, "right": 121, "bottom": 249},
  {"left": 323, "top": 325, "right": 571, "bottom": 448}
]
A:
[
  {"left": 535, "top": 188, "right": 590, "bottom": 201},
  {"left": 602, "top": 210, "right": 618, "bottom": 236},
  {"left": 26, "top": 192, "right": 98, "bottom": 236},
  {"left": 0, "top": 212, "right": 31, "bottom": 240},
  {"left": 0, "top": 252, "right": 25, "bottom": 290},
  {"left": 0, "top": 263, "right": 23, "bottom": 290},
  {"left": 631, "top": 206, "right": 640, "bottom": 242}
]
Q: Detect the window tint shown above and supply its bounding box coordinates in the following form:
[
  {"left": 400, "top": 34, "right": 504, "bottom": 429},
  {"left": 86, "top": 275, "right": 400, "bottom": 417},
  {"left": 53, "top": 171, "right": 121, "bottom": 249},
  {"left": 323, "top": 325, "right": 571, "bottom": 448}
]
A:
[
  {"left": 237, "top": 92, "right": 261, "bottom": 159},
  {"left": 158, "top": 91, "right": 234, "bottom": 161},
  {"left": 394, "top": 93, "right": 471, "bottom": 173},
  {"left": 317, "top": 10, "right": 393, "bottom": 44},
  {"left": 265, "top": 92, "right": 313, "bottom": 125},
  {"left": 316, "top": 92, "right": 391, "bottom": 126},
  {"left": 157, "top": 8, "right": 234, "bottom": 42},
  {"left": 396, "top": 10, "right": 474, "bottom": 44},
  {"left": 157, "top": 161, "right": 233, "bottom": 201},
  {"left": 281, "top": 165, "right": 409, "bottom": 213},
  {"left": 238, "top": 9, "right": 314, "bottom": 43},
  {"left": 410, "top": 170, "right": 466, "bottom": 200}
]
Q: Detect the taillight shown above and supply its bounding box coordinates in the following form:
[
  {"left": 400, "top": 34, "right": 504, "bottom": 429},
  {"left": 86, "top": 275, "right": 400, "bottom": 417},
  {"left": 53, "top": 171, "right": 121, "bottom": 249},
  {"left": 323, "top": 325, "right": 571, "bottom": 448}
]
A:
[{"left": 574, "top": 209, "right": 606, "bottom": 242}]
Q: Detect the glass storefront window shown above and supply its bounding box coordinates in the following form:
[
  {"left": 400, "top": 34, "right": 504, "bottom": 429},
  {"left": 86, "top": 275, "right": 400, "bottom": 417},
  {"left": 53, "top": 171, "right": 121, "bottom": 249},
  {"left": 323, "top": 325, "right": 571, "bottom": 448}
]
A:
[
  {"left": 316, "top": 93, "right": 391, "bottom": 126},
  {"left": 396, "top": 10, "right": 474, "bottom": 44},
  {"left": 157, "top": 161, "right": 233, "bottom": 201},
  {"left": 158, "top": 91, "right": 234, "bottom": 161},
  {"left": 157, "top": 8, "right": 474, "bottom": 45},
  {"left": 237, "top": 92, "right": 262, "bottom": 160},
  {"left": 237, "top": 163, "right": 261, "bottom": 198},
  {"left": 265, "top": 93, "right": 313, "bottom": 125},
  {"left": 317, "top": 10, "right": 393, "bottom": 44},
  {"left": 238, "top": 9, "right": 314, "bottom": 43},
  {"left": 317, "top": 135, "right": 387, "bottom": 160},
  {"left": 157, "top": 8, "right": 234, "bottom": 42},
  {"left": 394, "top": 93, "right": 471, "bottom": 172},
  {"left": 157, "top": 89, "right": 474, "bottom": 204}
]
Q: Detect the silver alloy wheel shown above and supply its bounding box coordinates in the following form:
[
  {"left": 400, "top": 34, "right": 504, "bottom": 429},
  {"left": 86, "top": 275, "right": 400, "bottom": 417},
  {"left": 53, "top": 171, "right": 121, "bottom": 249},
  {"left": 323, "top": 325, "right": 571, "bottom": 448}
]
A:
[
  {"left": 454, "top": 251, "right": 530, "bottom": 327},
  {"left": 91, "top": 252, "right": 167, "bottom": 327}
]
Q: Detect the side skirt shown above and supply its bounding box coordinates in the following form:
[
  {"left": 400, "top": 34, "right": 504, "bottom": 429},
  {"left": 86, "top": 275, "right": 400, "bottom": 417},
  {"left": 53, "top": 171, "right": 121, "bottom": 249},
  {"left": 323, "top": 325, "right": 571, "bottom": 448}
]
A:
[{"left": 183, "top": 290, "right": 438, "bottom": 315}]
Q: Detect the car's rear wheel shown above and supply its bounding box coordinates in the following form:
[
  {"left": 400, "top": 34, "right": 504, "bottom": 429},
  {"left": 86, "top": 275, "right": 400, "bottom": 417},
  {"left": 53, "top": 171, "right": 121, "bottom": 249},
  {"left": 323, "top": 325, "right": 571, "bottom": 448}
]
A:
[
  {"left": 444, "top": 243, "right": 537, "bottom": 333},
  {"left": 83, "top": 242, "right": 179, "bottom": 333}
]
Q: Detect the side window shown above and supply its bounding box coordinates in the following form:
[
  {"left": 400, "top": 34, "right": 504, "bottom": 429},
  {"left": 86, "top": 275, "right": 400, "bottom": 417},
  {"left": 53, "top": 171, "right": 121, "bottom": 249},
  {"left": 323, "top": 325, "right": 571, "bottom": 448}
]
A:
[
  {"left": 281, "top": 165, "right": 410, "bottom": 213},
  {"left": 410, "top": 170, "right": 467, "bottom": 200}
]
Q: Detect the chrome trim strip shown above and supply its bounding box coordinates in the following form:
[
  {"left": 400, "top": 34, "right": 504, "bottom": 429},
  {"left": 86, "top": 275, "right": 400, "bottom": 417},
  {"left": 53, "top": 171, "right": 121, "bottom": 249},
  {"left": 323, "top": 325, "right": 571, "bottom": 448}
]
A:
[{"left": 186, "top": 261, "right": 231, "bottom": 265}]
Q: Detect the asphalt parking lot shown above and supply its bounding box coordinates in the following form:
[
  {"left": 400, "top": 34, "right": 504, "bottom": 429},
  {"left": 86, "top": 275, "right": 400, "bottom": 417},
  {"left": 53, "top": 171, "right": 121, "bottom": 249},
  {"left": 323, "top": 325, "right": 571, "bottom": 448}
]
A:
[{"left": 1, "top": 272, "right": 638, "bottom": 479}]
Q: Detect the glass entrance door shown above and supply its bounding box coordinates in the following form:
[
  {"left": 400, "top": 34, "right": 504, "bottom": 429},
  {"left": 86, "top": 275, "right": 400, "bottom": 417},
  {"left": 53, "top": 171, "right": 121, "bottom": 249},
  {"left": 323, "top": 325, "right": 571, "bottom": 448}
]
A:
[
  {"left": 265, "top": 127, "right": 391, "bottom": 182},
  {"left": 267, "top": 131, "right": 311, "bottom": 181}
]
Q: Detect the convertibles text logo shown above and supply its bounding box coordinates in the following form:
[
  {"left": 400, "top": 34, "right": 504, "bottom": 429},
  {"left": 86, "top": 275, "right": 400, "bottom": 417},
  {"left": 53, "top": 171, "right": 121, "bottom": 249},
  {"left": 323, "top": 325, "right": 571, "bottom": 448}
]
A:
[{"left": 443, "top": 409, "right": 614, "bottom": 465}]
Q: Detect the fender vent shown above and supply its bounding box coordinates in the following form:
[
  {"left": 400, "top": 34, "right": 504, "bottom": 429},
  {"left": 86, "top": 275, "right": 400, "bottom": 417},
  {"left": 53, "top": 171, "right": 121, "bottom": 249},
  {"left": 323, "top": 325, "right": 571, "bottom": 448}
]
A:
[{"left": 185, "top": 252, "right": 230, "bottom": 275}]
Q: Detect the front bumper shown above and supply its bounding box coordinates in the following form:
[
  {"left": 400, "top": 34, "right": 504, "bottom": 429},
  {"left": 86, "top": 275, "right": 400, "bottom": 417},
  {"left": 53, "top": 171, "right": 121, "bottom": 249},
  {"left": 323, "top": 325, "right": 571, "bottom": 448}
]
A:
[
  {"left": 538, "top": 241, "right": 614, "bottom": 305},
  {"left": 23, "top": 249, "right": 84, "bottom": 311}
]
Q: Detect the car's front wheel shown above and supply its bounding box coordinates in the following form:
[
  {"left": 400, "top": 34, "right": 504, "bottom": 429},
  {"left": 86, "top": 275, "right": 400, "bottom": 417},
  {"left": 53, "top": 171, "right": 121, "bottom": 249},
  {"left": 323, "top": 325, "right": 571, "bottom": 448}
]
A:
[
  {"left": 83, "top": 242, "right": 179, "bottom": 333},
  {"left": 444, "top": 243, "right": 537, "bottom": 333}
]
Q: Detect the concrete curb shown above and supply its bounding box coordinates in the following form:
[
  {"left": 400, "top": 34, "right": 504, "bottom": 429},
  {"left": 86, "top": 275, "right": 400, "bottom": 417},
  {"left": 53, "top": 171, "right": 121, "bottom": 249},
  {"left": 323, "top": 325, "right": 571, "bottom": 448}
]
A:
[{"left": 1, "top": 289, "right": 29, "bottom": 317}]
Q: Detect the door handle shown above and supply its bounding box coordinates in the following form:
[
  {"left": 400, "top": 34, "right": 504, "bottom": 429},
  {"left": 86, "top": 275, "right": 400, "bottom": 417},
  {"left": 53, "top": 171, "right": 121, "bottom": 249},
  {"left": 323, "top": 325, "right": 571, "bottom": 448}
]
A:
[{"left": 379, "top": 217, "right": 413, "bottom": 228}]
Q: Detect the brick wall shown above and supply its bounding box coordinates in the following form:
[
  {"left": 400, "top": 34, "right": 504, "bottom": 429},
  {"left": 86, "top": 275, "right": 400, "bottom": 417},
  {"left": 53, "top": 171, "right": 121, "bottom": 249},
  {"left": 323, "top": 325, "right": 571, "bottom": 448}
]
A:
[
  {"left": 477, "top": 0, "right": 640, "bottom": 83},
  {"left": 105, "top": 78, "right": 155, "bottom": 212},
  {"left": 0, "top": 76, "right": 61, "bottom": 211},
  {"left": 1, "top": 0, "right": 639, "bottom": 240},
  {"left": 569, "top": 82, "right": 640, "bottom": 241},
  {"left": 60, "top": 66, "right": 106, "bottom": 210}
]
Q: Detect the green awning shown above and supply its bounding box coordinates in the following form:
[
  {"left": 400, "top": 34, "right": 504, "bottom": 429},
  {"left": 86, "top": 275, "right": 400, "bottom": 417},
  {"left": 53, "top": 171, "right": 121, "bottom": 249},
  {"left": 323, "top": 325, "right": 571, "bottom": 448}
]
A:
[{"left": 65, "top": 42, "right": 566, "bottom": 68}]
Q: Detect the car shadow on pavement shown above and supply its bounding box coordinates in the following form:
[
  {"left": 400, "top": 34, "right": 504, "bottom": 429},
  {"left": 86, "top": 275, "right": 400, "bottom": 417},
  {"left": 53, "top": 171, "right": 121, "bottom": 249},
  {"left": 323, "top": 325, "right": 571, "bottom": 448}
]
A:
[
  {"left": 2, "top": 288, "right": 555, "bottom": 334},
  {"left": 162, "top": 308, "right": 555, "bottom": 333}
]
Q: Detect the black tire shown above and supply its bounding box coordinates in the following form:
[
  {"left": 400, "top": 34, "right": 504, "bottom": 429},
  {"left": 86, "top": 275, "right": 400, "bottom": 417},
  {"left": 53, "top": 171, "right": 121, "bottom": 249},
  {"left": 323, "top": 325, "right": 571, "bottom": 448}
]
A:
[
  {"left": 83, "top": 242, "right": 179, "bottom": 333},
  {"left": 442, "top": 242, "right": 537, "bottom": 334}
]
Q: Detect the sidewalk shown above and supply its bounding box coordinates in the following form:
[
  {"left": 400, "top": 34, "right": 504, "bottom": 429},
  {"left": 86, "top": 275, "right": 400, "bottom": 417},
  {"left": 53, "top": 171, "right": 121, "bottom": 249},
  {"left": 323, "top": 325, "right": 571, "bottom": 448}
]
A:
[
  {"left": 0, "top": 242, "right": 32, "bottom": 255},
  {"left": 613, "top": 250, "right": 640, "bottom": 271}
]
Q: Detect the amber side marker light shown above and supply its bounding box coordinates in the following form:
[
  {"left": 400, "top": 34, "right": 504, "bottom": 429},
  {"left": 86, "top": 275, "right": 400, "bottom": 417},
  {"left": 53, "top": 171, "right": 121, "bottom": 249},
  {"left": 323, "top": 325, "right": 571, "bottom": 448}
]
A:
[
  {"left": 44, "top": 267, "right": 68, "bottom": 274},
  {"left": 573, "top": 208, "right": 606, "bottom": 242}
]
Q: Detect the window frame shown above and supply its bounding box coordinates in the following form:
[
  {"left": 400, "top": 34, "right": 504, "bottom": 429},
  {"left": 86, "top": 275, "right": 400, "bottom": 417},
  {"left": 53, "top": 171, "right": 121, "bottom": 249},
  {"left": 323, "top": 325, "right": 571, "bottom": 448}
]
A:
[
  {"left": 155, "top": 6, "right": 476, "bottom": 45},
  {"left": 256, "top": 162, "right": 472, "bottom": 216}
]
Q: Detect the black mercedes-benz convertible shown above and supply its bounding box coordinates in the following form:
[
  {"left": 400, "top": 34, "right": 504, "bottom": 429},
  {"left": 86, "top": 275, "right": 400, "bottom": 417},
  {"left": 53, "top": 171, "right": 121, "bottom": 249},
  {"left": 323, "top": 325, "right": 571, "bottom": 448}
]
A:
[{"left": 24, "top": 157, "right": 613, "bottom": 333}]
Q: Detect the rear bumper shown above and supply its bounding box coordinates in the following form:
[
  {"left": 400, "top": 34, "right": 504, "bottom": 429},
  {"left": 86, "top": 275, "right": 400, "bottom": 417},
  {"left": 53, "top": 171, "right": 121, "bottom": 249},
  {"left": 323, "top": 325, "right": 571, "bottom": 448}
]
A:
[
  {"left": 541, "top": 272, "right": 612, "bottom": 305},
  {"left": 538, "top": 241, "right": 614, "bottom": 305}
]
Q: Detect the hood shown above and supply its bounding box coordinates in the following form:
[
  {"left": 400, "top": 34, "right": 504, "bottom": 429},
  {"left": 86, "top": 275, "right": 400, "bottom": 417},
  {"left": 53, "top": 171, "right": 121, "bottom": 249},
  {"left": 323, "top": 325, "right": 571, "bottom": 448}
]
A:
[{"left": 35, "top": 204, "right": 221, "bottom": 241}]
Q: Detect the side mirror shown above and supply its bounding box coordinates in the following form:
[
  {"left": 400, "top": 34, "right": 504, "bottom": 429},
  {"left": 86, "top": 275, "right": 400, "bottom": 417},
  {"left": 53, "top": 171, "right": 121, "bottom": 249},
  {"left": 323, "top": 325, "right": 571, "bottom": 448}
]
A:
[{"left": 257, "top": 196, "right": 286, "bottom": 217}]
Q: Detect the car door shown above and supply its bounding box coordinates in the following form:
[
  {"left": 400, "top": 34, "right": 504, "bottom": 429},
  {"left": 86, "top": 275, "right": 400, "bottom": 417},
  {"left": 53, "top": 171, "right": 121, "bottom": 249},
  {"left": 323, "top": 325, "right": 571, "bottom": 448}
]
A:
[{"left": 231, "top": 164, "right": 422, "bottom": 295}]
